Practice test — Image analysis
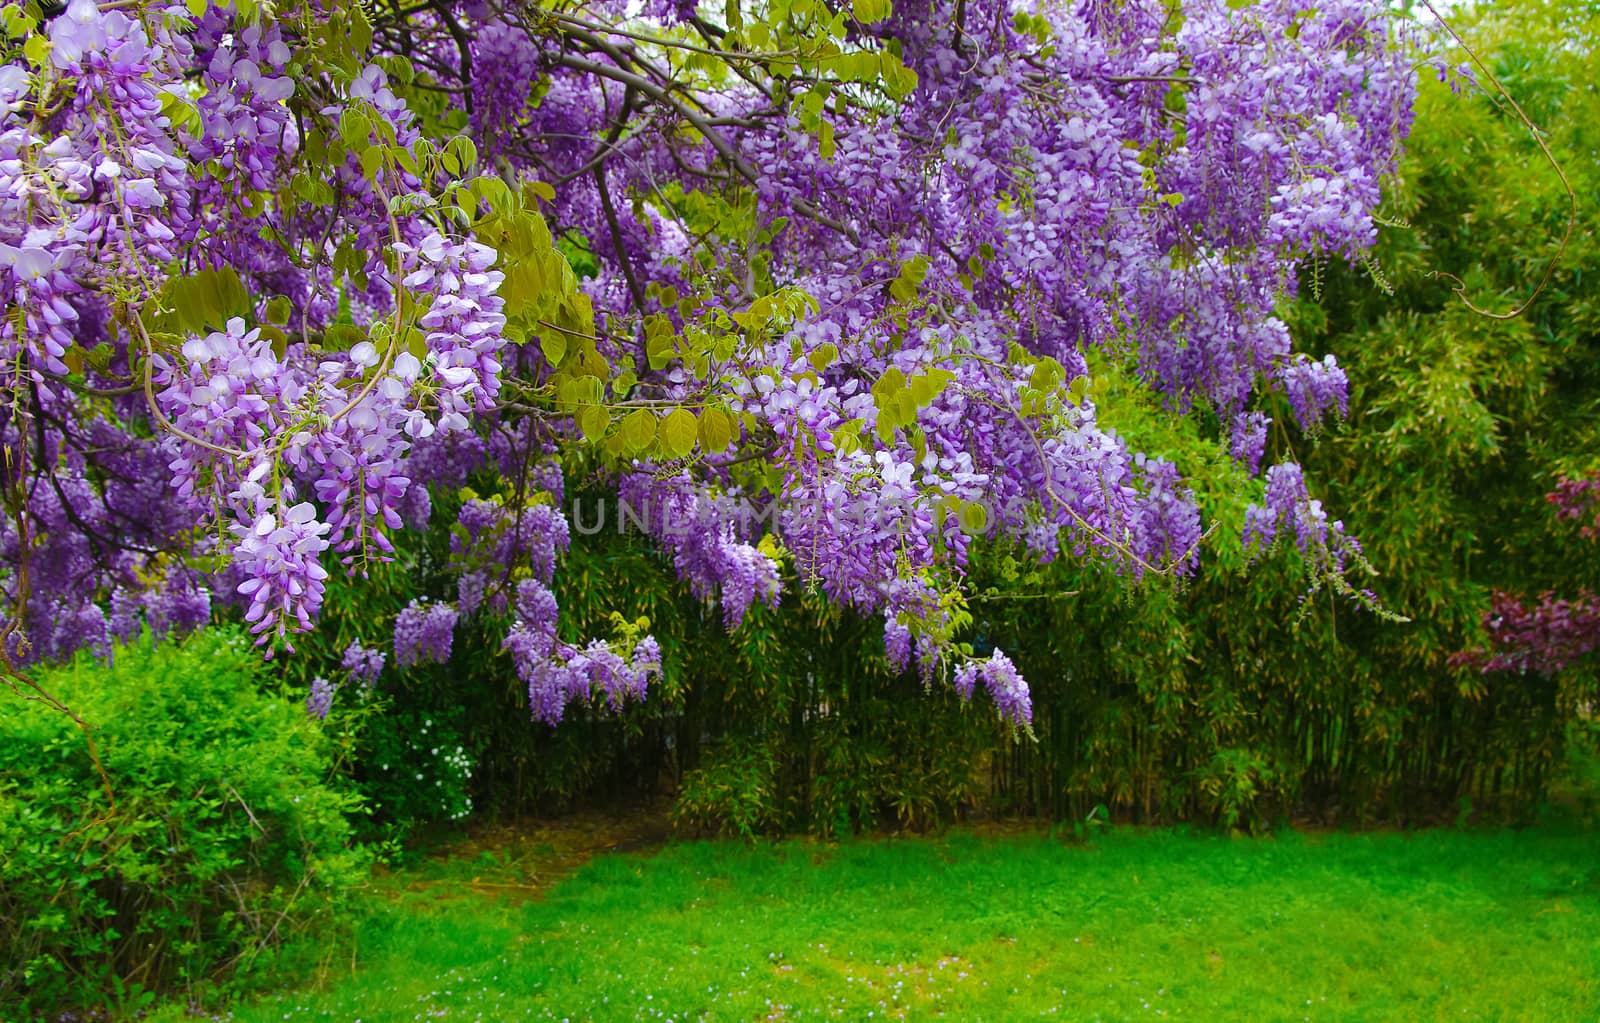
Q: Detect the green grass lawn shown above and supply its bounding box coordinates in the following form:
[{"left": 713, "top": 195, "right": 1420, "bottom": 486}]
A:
[{"left": 178, "top": 821, "right": 1600, "bottom": 1022}]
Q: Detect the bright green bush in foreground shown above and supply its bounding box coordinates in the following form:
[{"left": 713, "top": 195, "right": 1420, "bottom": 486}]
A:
[{"left": 0, "top": 629, "right": 369, "bottom": 1017}]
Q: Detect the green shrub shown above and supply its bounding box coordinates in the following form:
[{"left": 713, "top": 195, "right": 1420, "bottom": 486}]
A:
[
  {"left": 359, "top": 707, "right": 476, "bottom": 829},
  {"left": 673, "top": 735, "right": 782, "bottom": 838},
  {"left": 0, "top": 628, "right": 370, "bottom": 1017}
]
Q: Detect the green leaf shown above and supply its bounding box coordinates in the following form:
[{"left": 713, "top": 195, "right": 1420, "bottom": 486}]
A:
[
  {"left": 2, "top": 5, "right": 36, "bottom": 37},
  {"left": 660, "top": 407, "right": 698, "bottom": 459},
  {"left": 264, "top": 296, "right": 293, "bottom": 326},
  {"left": 347, "top": 3, "right": 373, "bottom": 53},
  {"left": 154, "top": 266, "right": 253, "bottom": 335},
  {"left": 445, "top": 136, "right": 477, "bottom": 177},
  {"left": 578, "top": 405, "right": 610, "bottom": 443},
  {"left": 853, "top": 0, "right": 892, "bottom": 22},
  {"left": 322, "top": 324, "right": 365, "bottom": 351},
  {"left": 909, "top": 368, "right": 954, "bottom": 408},
  {"left": 871, "top": 366, "right": 910, "bottom": 429},
  {"left": 698, "top": 406, "right": 734, "bottom": 453},
  {"left": 880, "top": 54, "right": 919, "bottom": 98},
  {"left": 557, "top": 375, "right": 605, "bottom": 409},
  {"left": 1068, "top": 375, "right": 1090, "bottom": 406},
  {"left": 22, "top": 32, "right": 47, "bottom": 67},
  {"left": 1032, "top": 357, "right": 1065, "bottom": 393},
  {"left": 958, "top": 499, "right": 990, "bottom": 534},
  {"left": 339, "top": 108, "right": 372, "bottom": 150},
  {"left": 539, "top": 331, "right": 567, "bottom": 367},
  {"left": 623, "top": 409, "right": 657, "bottom": 453},
  {"left": 646, "top": 327, "right": 676, "bottom": 370},
  {"left": 403, "top": 326, "right": 428, "bottom": 360},
  {"left": 831, "top": 418, "right": 863, "bottom": 456},
  {"left": 809, "top": 343, "right": 839, "bottom": 374},
  {"left": 358, "top": 146, "right": 384, "bottom": 181},
  {"left": 889, "top": 255, "right": 930, "bottom": 303}
]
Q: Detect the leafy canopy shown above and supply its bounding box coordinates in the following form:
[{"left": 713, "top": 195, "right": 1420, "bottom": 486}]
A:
[{"left": 0, "top": 0, "right": 1416, "bottom": 725}]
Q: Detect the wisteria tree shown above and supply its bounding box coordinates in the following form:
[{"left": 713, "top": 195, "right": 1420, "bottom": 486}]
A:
[{"left": 0, "top": 0, "right": 1416, "bottom": 729}]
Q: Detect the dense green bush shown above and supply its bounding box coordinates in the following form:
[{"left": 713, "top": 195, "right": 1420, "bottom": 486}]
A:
[
  {"left": 0, "top": 628, "right": 369, "bottom": 1017},
  {"left": 299, "top": 490, "right": 1574, "bottom": 837},
  {"left": 360, "top": 707, "right": 476, "bottom": 828}
]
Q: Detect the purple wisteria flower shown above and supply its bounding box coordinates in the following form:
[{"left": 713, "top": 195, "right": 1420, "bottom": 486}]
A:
[
  {"left": 306, "top": 675, "right": 337, "bottom": 720},
  {"left": 342, "top": 639, "right": 386, "bottom": 689},
  {"left": 394, "top": 598, "right": 459, "bottom": 668}
]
